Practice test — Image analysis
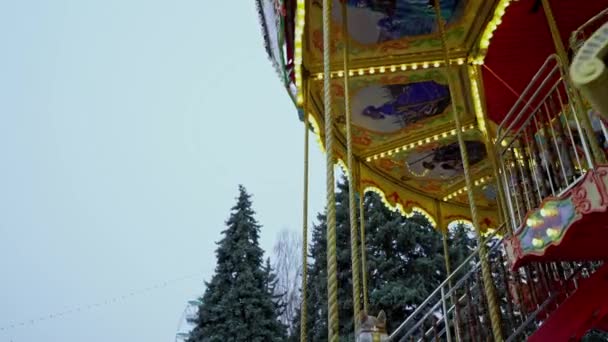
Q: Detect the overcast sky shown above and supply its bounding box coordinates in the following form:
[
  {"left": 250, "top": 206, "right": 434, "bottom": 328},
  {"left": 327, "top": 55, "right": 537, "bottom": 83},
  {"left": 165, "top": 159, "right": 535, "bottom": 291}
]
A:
[{"left": 0, "top": 1, "right": 326, "bottom": 341}]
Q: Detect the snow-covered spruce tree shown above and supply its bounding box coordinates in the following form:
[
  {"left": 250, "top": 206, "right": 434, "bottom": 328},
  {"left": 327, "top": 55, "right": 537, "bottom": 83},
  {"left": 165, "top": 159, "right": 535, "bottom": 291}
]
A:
[{"left": 188, "top": 186, "right": 286, "bottom": 342}]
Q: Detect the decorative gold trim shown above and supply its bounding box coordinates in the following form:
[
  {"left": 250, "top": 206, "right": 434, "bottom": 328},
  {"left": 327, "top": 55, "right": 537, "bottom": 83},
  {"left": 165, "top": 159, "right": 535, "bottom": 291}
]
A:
[
  {"left": 294, "top": 0, "right": 306, "bottom": 105},
  {"left": 443, "top": 175, "right": 493, "bottom": 202},
  {"left": 471, "top": 0, "right": 511, "bottom": 64},
  {"left": 365, "top": 124, "right": 476, "bottom": 162},
  {"left": 314, "top": 58, "right": 467, "bottom": 80},
  {"left": 363, "top": 185, "right": 438, "bottom": 228}
]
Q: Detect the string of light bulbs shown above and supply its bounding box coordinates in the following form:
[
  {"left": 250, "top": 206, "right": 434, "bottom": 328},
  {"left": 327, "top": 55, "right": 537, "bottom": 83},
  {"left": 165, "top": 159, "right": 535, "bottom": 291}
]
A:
[{"left": 0, "top": 273, "right": 203, "bottom": 333}]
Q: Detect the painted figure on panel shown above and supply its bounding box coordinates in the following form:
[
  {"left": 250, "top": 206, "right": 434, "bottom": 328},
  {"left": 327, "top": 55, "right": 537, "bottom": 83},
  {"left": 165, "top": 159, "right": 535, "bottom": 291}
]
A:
[
  {"left": 406, "top": 140, "right": 486, "bottom": 179},
  {"left": 342, "top": 0, "right": 465, "bottom": 43},
  {"left": 355, "top": 81, "right": 450, "bottom": 133}
]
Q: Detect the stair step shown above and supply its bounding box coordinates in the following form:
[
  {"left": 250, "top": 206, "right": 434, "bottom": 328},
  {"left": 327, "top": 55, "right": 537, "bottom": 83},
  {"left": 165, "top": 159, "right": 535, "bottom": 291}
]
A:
[{"left": 528, "top": 263, "right": 608, "bottom": 341}]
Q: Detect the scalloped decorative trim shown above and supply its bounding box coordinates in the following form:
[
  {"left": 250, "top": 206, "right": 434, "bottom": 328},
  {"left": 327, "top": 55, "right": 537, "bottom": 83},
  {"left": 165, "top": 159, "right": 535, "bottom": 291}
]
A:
[
  {"left": 303, "top": 111, "right": 497, "bottom": 231},
  {"left": 362, "top": 185, "right": 438, "bottom": 228}
]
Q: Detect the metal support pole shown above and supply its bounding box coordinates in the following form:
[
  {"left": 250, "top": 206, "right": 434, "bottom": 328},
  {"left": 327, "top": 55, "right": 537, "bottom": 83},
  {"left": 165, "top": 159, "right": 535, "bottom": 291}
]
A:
[
  {"left": 470, "top": 65, "right": 513, "bottom": 234},
  {"left": 438, "top": 198, "right": 462, "bottom": 342},
  {"left": 358, "top": 168, "right": 369, "bottom": 313},
  {"left": 341, "top": 1, "right": 362, "bottom": 332},
  {"left": 300, "top": 107, "right": 310, "bottom": 342},
  {"left": 441, "top": 286, "right": 453, "bottom": 342}
]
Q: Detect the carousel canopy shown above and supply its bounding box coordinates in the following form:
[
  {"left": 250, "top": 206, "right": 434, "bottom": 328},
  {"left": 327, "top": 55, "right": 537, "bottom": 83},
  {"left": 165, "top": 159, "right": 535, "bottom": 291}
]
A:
[
  {"left": 483, "top": 0, "right": 608, "bottom": 124},
  {"left": 258, "top": 0, "right": 608, "bottom": 229}
]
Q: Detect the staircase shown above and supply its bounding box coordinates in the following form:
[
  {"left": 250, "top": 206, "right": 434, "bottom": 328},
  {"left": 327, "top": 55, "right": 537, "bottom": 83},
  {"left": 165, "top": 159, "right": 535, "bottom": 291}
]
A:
[
  {"left": 528, "top": 262, "right": 608, "bottom": 342},
  {"left": 388, "top": 219, "right": 604, "bottom": 341},
  {"left": 389, "top": 15, "right": 608, "bottom": 341}
]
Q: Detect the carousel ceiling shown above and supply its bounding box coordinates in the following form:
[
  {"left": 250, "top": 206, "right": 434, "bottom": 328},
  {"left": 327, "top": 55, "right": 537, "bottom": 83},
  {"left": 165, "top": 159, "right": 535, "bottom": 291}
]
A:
[
  {"left": 300, "top": 0, "right": 502, "bottom": 228},
  {"left": 304, "top": 0, "right": 497, "bottom": 71},
  {"left": 310, "top": 64, "right": 476, "bottom": 156},
  {"left": 307, "top": 63, "right": 499, "bottom": 228},
  {"left": 257, "top": 0, "right": 607, "bottom": 229}
]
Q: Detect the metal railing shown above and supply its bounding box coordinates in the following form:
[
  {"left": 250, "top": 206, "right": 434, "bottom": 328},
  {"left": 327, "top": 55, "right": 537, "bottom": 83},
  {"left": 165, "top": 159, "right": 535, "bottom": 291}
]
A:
[
  {"left": 388, "top": 222, "right": 602, "bottom": 341},
  {"left": 386, "top": 12, "right": 608, "bottom": 342},
  {"left": 389, "top": 57, "right": 606, "bottom": 341},
  {"left": 569, "top": 7, "right": 608, "bottom": 54},
  {"left": 495, "top": 55, "right": 596, "bottom": 231},
  {"left": 505, "top": 261, "right": 604, "bottom": 342},
  {"left": 388, "top": 226, "right": 505, "bottom": 341}
]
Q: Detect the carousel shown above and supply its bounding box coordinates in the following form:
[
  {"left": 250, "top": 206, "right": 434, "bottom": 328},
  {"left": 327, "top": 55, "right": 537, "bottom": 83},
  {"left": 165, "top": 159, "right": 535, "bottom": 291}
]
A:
[{"left": 257, "top": 0, "right": 608, "bottom": 340}]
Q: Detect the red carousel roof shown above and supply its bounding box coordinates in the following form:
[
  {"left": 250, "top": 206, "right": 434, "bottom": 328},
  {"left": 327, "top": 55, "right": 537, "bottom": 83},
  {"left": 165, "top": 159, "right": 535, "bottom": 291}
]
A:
[{"left": 483, "top": 0, "right": 608, "bottom": 124}]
